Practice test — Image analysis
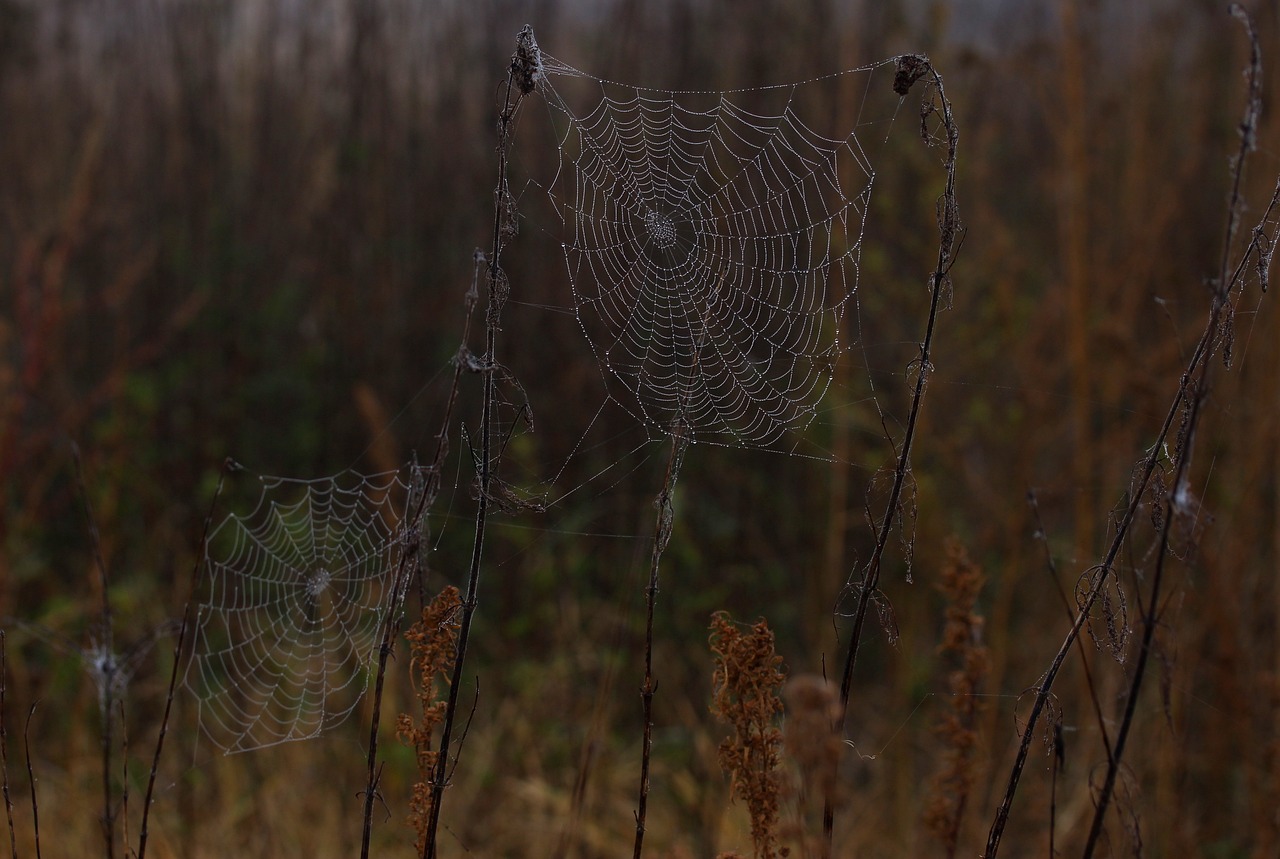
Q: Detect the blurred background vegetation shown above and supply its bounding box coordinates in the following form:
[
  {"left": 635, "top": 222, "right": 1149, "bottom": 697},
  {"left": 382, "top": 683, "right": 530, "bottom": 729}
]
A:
[{"left": 1, "top": 0, "right": 1278, "bottom": 856}]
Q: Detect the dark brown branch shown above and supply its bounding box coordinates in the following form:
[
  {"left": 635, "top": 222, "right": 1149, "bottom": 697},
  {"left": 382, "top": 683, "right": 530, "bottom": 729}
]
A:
[
  {"left": 986, "top": 9, "right": 1276, "bottom": 854},
  {"left": 1, "top": 631, "right": 16, "bottom": 859},
  {"left": 136, "top": 458, "right": 235, "bottom": 859},
  {"left": 826, "top": 55, "right": 961, "bottom": 848},
  {"left": 422, "top": 26, "right": 539, "bottom": 859},
  {"left": 1082, "top": 9, "right": 1270, "bottom": 854},
  {"left": 632, "top": 425, "right": 688, "bottom": 859}
]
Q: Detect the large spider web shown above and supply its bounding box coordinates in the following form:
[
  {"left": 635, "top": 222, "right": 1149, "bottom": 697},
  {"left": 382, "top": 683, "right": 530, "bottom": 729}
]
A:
[
  {"left": 529, "top": 54, "right": 878, "bottom": 450},
  {"left": 184, "top": 469, "right": 418, "bottom": 753}
]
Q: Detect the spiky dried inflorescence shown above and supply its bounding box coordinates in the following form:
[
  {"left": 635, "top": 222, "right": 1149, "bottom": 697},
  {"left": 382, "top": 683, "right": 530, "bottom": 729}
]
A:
[
  {"left": 710, "top": 611, "right": 787, "bottom": 859},
  {"left": 397, "top": 586, "right": 463, "bottom": 855},
  {"left": 923, "top": 538, "right": 990, "bottom": 859}
]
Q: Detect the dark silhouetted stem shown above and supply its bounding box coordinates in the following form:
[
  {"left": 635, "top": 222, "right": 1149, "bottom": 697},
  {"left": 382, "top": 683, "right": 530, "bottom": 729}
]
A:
[
  {"left": 137, "top": 460, "right": 234, "bottom": 859},
  {"left": 423, "top": 27, "right": 536, "bottom": 858},
  {"left": 632, "top": 426, "right": 688, "bottom": 859},
  {"left": 826, "top": 58, "right": 960, "bottom": 848}
]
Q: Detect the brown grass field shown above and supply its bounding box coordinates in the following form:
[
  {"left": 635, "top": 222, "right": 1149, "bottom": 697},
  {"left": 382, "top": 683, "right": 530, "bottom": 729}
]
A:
[{"left": 2, "top": 1, "right": 1280, "bottom": 856}]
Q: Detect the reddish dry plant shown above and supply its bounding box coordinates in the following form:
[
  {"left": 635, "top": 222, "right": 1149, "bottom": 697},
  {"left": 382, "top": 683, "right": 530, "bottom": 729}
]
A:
[
  {"left": 710, "top": 611, "right": 787, "bottom": 859},
  {"left": 397, "top": 586, "right": 463, "bottom": 855},
  {"left": 922, "top": 539, "right": 990, "bottom": 858}
]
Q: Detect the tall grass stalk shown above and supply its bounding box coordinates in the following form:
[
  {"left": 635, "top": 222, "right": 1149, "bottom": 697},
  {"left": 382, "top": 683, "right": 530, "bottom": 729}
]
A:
[
  {"left": 70, "top": 443, "right": 118, "bottom": 859},
  {"left": 422, "top": 26, "right": 541, "bottom": 858},
  {"left": 22, "top": 704, "right": 39, "bottom": 859},
  {"left": 136, "top": 459, "right": 234, "bottom": 859},
  {"left": 985, "top": 7, "right": 1278, "bottom": 855},
  {"left": 632, "top": 426, "right": 688, "bottom": 859},
  {"left": 1, "top": 631, "right": 16, "bottom": 858},
  {"left": 1081, "top": 7, "right": 1272, "bottom": 854},
  {"left": 359, "top": 252, "right": 481, "bottom": 859},
  {"left": 826, "top": 54, "right": 961, "bottom": 849},
  {"left": 1027, "top": 490, "right": 1113, "bottom": 767}
]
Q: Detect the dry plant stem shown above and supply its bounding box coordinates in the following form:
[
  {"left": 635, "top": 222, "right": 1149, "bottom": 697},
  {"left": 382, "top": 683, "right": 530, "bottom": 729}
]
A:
[
  {"left": 135, "top": 460, "right": 233, "bottom": 859},
  {"left": 23, "top": 705, "right": 38, "bottom": 859},
  {"left": 361, "top": 262, "right": 478, "bottom": 859},
  {"left": 985, "top": 339, "right": 1198, "bottom": 858},
  {"left": 632, "top": 426, "right": 688, "bottom": 859},
  {"left": 1, "top": 631, "right": 16, "bottom": 859},
  {"left": 984, "top": 9, "right": 1272, "bottom": 854},
  {"left": 825, "top": 60, "right": 960, "bottom": 846},
  {"left": 1049, "top": 723, "right": 1062, "bottom": 858},
  {"left": 1082, "top": 10, "right": 1267, "bottom": 855},
  {"left": 983, "top": 184, "right": 1279, "bottom": 859},
  {"left": 423, "top": 34, "right": 530, "bottom": 857},
  {"left": 1028, "top": 491, "right": 1113, "bottom": 765},
  {"left": 117, "top": 702, "right": 129, "bottom": 857},
  {"left": 71, "top": 444, "right": 117, "bottom": 859}
]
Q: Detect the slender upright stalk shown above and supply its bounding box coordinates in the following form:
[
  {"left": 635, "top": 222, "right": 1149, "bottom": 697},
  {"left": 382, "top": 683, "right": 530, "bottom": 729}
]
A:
[
  {"left": 359, "top": 482, "right": 423, "bottom": 859},
  {"left": 1080, "top": 10, "right": 1268, "bottom": 854},
  {"left": 422, "top": 27, "right": 539, "bottom": 859},
  {"left": 71, "top": 444, "right": 117, "bottom": 859},
  {"left": 1, "top": 631, "right": 16, "bottom": 859},
  {"left": 632, "top": 425, "right": 688, "bottom": 859},
  {"left": 23, "top": 706, "right": 39, "bottom": 859},
  {"left": 136, "top": 459, "right": 234, "bottom": 859},
  {"left": 1027, "top": 491, "right": 1113, "bottom": 766},
  {"left": 985, "top": 9, "right": 1274, "bottom": 854},
  {"left": 358, "top": 255, "right": 480, "bottom": 859},
  {"left": 825, "top": 57, "right": 960, "bottom": 848}
]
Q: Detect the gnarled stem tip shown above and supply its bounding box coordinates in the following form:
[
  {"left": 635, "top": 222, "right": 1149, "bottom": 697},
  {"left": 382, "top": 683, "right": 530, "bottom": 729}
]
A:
[{"left": 514, "top": 26, "right": 543, "bottom": 95}]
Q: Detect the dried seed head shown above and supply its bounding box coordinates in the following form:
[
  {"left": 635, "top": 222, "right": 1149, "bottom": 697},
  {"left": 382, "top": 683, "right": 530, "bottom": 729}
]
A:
[
  {"left": 893, "top": 53, "right": 930, "bottom": 96},
  {"left": 512, "top": 25, "right": 544, "bottom": 95}
]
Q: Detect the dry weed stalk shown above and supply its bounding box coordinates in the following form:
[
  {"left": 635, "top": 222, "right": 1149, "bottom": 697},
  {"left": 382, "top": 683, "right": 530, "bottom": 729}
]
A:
[
  {"left": 422, "top": 28, "right": 541, "bottom": 857},
  {"left": 985, "top": 8, "right": 1279, "bottom": 855},
  {"left": 828, "top": 52, "right": 961, "bottom": 850},
  {"left": 922, "top": 538, "right": 989, "bottom": 859},
  {"left": 710, "top": 612, "right": 787, "bottom": 859},
  {"left": 1, "top": 631, "right": 15, "bottom": 857},
  {"left": 633, "top": 422, "right": 688, "bottom": 858},
  {"left": 397, "top": 585, "right": 462, "bottom": 857}
]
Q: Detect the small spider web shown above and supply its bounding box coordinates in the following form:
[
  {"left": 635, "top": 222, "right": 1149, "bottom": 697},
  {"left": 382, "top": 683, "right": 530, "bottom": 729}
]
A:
[
  {"left": 184, "top": 468, "right": 417, "bottom": 753},
  {"left": 528, "top": 54, "right": 879, "bottom": 451}
]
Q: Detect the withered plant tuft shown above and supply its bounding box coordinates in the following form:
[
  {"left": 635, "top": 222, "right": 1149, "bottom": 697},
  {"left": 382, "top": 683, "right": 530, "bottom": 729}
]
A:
[
  {"left": 397, "top": 586, "right": 463, "bottom": 855},
  {"left": 710, "top": 611, "right": 788, "bottom": 859}
]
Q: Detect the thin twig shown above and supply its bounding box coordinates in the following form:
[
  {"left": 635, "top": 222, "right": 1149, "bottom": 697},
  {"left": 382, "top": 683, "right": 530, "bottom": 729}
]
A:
[
  {"left": 985, "top": 9, "right": 1276, "bottom": 854},
  {"left": 1081, "top": 9, "right": 1269, "bottom": 854},
  {"left": 445, "top": 679, "right": 482, "bottom": 787},
  {"left": 70, "top": 443, "right": 117, "bottom": 859},
  {"left": 23, "top": 704, "right": 39, "bottom": 859},
  {"left": 826, "top": 56, "right": 960, "bottom": 847},
  {"left": 422, "top": 27, "right": 538, "bottom": 859},
  {"left": 360, "top": 261, "right": 482, "bottom": 855},
  {"left": 985, "top": 352, "right": 1191, "bottom": 857},
  {"left": 632, "top": 425, "right": 688, "bottom": 859},
  {"left": 1027, "top": 490, "right": 1113, "bottom": 765},
  {"left": 360, "top": 464, "right": 426, "bottom": 859},
  {"left": 137, "top": 459, "right": 235, "bottom": 859},
  {"left": 360, "top": 252, "right": 482, "bottom": 859},
  {"left": 1, "top": 631, "right": 16, "bottom": 859}
]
